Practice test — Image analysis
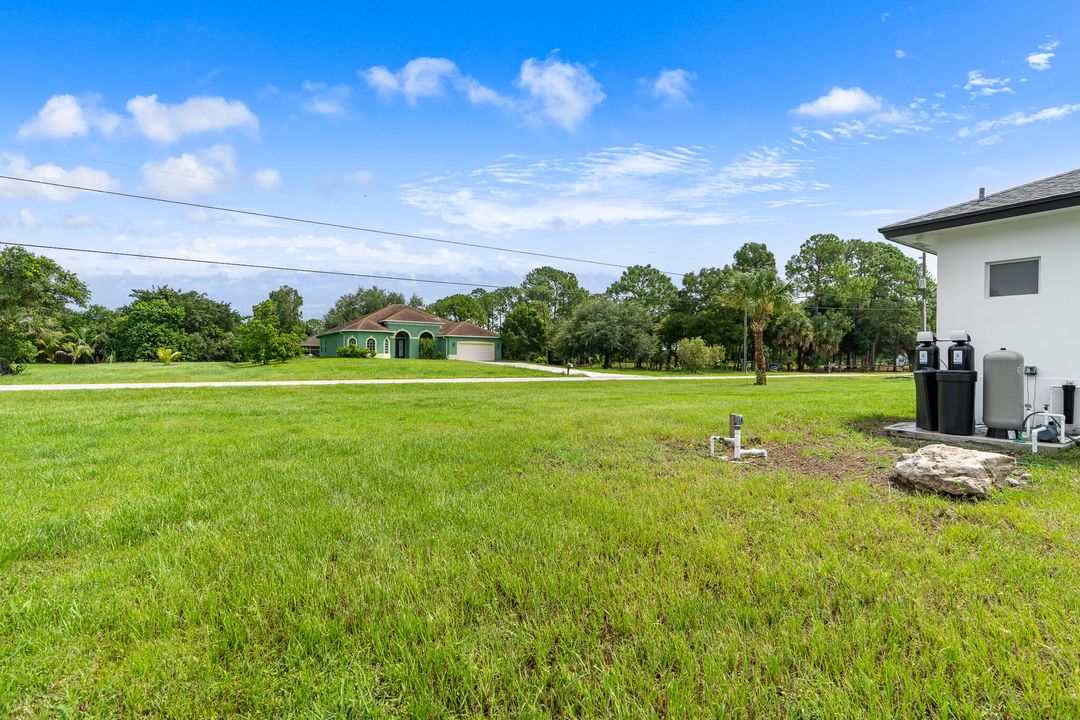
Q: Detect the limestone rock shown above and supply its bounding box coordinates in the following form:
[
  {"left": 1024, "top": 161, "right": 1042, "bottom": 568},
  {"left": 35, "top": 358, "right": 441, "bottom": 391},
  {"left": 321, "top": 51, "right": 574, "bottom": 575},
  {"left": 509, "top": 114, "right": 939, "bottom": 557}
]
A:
[{"left": 893, "top": 444, "right": 1020, "bottom": 498}]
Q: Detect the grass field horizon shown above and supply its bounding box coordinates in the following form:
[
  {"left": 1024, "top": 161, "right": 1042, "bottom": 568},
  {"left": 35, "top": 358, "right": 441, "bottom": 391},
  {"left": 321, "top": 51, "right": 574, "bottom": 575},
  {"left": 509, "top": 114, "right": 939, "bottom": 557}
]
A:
[
  {"left": 1, "top": 376, "right": 1077, "bottom": 717},
  {"left": 0, "top": 356, "right": 551, "bottom": 384}
]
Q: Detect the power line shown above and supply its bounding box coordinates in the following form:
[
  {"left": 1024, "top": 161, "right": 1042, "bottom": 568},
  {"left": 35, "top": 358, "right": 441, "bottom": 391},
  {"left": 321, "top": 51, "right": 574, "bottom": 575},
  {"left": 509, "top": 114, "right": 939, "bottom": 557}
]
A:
[
  {"left": 1, "top": 142, "right": 399, "bottom": 212},
  {"left": 0, "top": 241, "right": 506, "bottom": 290},
  {"left": 0, "top": 174, "right": 686, "bottom": 277}
]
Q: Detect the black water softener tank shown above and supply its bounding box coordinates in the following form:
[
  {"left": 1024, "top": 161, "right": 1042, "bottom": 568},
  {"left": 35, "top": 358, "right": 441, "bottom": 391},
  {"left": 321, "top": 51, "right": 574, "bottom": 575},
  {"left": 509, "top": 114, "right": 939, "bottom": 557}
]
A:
[
  {"left": 946, "top": 332, "right": 975, "bottom": 370},
  {"left": 913, "top": 331, "right": 939, "bottom": 430},
  {"left": 937, "top": 331, "right": 977, "bottom": 435}
]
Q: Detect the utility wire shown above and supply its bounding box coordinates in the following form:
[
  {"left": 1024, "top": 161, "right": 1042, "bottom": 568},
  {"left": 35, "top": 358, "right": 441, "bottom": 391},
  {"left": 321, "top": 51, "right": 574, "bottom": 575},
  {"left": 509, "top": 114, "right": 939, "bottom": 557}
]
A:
[
  {"left": 0, "top": 174, "right": 686, "bottom": 277},
  {"left": 1, "top": 142, "right": 398, "bottom": 212},
  {"left": 0, "top": 241, "right": 506, "bottom": 290}
]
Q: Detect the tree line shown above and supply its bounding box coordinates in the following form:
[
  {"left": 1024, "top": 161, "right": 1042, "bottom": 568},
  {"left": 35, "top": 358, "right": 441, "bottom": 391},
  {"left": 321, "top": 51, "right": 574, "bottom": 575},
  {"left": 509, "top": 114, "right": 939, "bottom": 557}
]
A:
[{"left": 0, "top": 234, "right": 934, "bottom": 382}]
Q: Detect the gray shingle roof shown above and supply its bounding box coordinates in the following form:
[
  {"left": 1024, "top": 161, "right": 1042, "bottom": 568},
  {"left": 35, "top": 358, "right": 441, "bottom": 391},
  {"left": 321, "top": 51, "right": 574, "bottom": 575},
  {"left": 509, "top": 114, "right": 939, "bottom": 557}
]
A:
[{"left": 879, "top": 168, "right": 1080, "bottom": 239}]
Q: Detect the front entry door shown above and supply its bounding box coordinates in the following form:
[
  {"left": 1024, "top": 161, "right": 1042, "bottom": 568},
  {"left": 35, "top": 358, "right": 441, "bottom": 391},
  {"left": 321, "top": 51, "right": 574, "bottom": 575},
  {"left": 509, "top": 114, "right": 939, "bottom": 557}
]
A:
[{"left": 395, "top": 336, "right": 407, "bottom": 358}]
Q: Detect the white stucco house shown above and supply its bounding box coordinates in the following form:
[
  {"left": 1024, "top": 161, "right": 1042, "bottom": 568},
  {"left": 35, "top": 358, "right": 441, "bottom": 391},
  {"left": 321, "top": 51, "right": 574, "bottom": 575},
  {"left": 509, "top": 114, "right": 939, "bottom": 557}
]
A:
[{"left": 880, "top": 168, "right": 1080, "bottom": 423}]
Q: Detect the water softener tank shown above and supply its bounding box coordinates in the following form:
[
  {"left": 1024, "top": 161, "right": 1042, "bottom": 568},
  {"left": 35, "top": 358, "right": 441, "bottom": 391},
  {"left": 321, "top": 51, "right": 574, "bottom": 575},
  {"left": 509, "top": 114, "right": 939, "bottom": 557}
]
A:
[
  {"left": 983, "top": 348, "right": 1024, "bottom": 439},
  {"left": 937, "top": 330, "right": 978, "bottom": 436},
  {"left": 914, "top": 331, "right": 939, "bottom": 370},
  {"left": 947, "top": 331, "right": 975, "bottom": 370}
]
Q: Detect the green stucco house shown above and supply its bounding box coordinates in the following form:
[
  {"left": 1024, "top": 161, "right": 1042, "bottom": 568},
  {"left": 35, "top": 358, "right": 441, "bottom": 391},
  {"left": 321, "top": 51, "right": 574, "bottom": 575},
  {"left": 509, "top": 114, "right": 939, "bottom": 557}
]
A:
[{"left": 317, "top": 304, "right": 502, "bottom": 361}]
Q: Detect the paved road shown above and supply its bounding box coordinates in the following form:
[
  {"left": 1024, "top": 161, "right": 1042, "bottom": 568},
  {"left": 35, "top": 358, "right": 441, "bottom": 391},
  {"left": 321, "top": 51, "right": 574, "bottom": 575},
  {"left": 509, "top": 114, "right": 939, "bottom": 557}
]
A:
[{"left": 0, "top": 371, "right": 902, "bottom": 393}]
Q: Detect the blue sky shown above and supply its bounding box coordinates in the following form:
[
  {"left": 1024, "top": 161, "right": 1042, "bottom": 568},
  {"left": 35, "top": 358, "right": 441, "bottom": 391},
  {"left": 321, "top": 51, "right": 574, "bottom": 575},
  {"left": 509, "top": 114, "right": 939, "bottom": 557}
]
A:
[{"left": 1, "top": 1, "right": 1077, "bottom": 316}]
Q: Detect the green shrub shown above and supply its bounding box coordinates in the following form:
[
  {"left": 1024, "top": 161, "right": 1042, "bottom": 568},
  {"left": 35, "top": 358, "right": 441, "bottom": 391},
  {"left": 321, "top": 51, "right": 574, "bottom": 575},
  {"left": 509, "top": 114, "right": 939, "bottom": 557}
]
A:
[
  {"left": 156, "top": 347, "right": 182, "bottom": 364},
  {"left": 678, "top": 337, "right": 725, "bottom": 372},
  {"left": 419, "top": 337, "right": 437, "bottom": 359},
  {"left": 433, "top": 351, "right": 447, "bottom": 360},
  {"left": 336, "top": 345, "right": 374, "bottom": 358}
]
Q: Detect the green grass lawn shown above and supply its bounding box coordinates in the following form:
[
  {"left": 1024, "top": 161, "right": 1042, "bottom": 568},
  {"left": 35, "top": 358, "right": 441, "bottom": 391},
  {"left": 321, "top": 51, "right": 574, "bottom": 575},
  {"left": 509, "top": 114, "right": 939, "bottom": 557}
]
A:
[
  {"left": 575, "top": 363, "right": 745, "bottom": 376},
  {"left": 1, "top": 377, "right": 1077, "bottom": 717},
  {"left": 0, "top": 356, "right": 550, "bottom": 384}
]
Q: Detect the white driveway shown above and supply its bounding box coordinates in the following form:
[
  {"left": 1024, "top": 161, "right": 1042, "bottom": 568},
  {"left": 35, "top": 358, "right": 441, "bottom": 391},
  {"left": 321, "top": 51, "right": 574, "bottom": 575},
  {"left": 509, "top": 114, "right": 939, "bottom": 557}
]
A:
[{"left": 0, "top": 372, "right": 901, "bottom": 393}]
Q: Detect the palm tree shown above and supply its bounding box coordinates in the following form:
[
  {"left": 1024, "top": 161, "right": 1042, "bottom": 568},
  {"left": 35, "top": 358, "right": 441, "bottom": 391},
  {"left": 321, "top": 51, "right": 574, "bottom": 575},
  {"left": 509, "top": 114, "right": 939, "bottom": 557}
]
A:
[
  {"left": 156, "top": 347, "right": 182, "bottom": 364},
  {"left": 61, "top": 330, "right": 96, "bottom": 364},
  {"left": 723, "top": 270, "right": 791, "bottom": 385}
]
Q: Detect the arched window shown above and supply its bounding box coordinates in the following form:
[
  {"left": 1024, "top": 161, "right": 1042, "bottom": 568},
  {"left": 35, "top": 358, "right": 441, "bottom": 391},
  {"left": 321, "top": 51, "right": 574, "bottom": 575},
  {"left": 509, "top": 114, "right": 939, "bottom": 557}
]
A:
[
  {"left": 347, "top": 337, "right": 357, "bottom": 346},
  {"left": 383, "top": 338, "right": 390, "bottom": 355},
  {"left": 366, "top": 337, "right": 376, "bottom": 353}
]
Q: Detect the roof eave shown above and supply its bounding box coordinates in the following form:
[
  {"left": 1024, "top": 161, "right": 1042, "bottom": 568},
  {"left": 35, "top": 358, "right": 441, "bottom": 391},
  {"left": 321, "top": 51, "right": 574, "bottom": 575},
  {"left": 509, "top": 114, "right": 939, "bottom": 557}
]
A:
[{"left": 879, "top": 191, "right": 1080, "bottom": 241}]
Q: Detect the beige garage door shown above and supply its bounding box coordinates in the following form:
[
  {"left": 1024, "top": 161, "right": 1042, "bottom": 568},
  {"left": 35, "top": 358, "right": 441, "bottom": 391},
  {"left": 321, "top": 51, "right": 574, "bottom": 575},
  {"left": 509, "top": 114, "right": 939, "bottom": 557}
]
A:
[{"left": 456, "top": 342, "right": 495, "bottom": 361}]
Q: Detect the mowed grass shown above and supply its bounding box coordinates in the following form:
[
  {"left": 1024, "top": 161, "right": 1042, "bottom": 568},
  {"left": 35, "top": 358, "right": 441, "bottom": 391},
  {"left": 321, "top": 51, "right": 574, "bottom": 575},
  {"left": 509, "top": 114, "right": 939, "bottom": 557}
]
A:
[
  {"left": 0, "top": 356, "right": 550, "bottom": 384},
  {"left": 1, "top": 378, "right": 1078, "bottom": 718}
]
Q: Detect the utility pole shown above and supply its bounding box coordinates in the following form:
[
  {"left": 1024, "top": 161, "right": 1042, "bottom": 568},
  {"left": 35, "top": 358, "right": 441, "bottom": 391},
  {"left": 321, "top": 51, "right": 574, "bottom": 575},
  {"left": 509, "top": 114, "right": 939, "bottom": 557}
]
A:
[
  {"left": 920, "top": 251, "right": 928, "bottom": 333},
  {"left": 742, "top": 310, "right": 748, "bottom": 373}
]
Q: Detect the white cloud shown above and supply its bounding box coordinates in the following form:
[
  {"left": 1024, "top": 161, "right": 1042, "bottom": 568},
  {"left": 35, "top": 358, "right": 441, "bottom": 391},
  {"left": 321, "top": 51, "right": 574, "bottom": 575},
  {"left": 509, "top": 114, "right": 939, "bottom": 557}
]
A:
[
  {"left": 18, "top": 209, "right": 39, "bottom": 231},
  {"left": 252, "top": 168, "right": 281, "bottom": 190},
  {"left": 347, "top": 170, "right": 376, "bottom": 188},
  {"left": 300, "top": 82, "right": 351, "bottom": 115},
  {"left": 400, "top": 145, "right": 811, "bottom": 235},
  {"left": 63, "top": 214, "right": 101, "bottom": 229},
  {"left": 362, "top": 57, "right": 463, "bottom": 104},
  {"left": 0, "top": 154, "right": 120, "bottom": 201},
  {"left": 17, "top": 94, "right": 121, "bottom": 139},
  {"left": 958, "top": 103, "right": 1080, "bottom": 137},
  {"left": 516, "top": 55, "right": 605, "bottom": 130},
  {"left": 895, "top": 49, "right": 907, "bottom": 59},
  {"left": 964, "top": 70, "right": 1013, "bottom": 97},
  {"left": 361, "top": 54, "right": 602, "bottom": 130},
  {"left": 1026, "top": 38, "right": 1060, "bottom": 71},
  {"left": 126, "top": 94, "right": 259, "bottom": 143},
  {"left": 362, "top": 57, "right": 516, "bottom": 112},
  {"left": 843, "top": 208, "right": 913, "bottom": 217},
  {"left": 648, "top": 69, "right": 695, "bottom": 105},
  {"left": 140, "top": 144, "right": 237, "bottom": 198},
  {"left": 793, "top": 87, "right": 882, "bottom": 116}
]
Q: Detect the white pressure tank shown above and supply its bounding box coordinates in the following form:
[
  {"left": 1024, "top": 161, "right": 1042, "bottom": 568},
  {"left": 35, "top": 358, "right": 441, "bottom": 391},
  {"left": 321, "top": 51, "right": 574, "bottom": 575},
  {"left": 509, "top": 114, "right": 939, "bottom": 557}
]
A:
[{"left": 983, "top": 348, "right": 1024, "bottom": 438}]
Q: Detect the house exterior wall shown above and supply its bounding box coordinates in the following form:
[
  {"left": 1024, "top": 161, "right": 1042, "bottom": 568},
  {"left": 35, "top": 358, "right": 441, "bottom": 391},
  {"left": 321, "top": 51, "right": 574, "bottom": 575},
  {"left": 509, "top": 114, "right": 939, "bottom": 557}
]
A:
[
  {"left": 320, "top": 330, "right": 392, "bottom": 358},
  {"left": 383, "top": 321, "right": 442, "bottom": 359},
  {"left": 928, "top": 206, "right": 1080, "bottom": 420},
  {"left": 444, "top": 336, "right": 502, "bottom": 360},
  {"left": 318, "top": 320, "right": 501, "bottom": 361}
]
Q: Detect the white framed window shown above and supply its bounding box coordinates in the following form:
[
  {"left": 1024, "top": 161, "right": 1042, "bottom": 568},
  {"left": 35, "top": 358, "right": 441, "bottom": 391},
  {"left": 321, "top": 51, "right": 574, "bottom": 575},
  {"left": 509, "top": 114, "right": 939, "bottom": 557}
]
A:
[
  {"left": 348, "top": 337, "right": 357, "bottom": 346},
  {"left": 366, "top": 337, "right": 376, "bottom": 352},
  {"left": 987, "top": 257, "right": 1039, "bottom": 297},
  {"left": 383, "top": 338, "right": 390, "bottom": 354}
]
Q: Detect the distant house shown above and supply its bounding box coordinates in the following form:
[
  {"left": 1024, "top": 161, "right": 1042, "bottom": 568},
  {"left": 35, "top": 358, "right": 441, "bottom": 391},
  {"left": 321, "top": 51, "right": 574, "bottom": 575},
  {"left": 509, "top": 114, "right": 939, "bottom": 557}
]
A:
[
  {"left": 317, "top": 304, "right": 502, "bottom": 361},
  {"left": 300, "top": 335, "right": 320, "bottom": 357},
  {"left": 879, "top": 168, "right": 1080, "bottom": 419}
]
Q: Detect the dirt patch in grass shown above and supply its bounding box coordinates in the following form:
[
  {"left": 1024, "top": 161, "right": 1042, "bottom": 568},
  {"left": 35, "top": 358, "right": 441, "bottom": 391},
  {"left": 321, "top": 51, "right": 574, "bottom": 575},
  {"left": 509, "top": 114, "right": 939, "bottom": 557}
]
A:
[{"left": 660, "top": 435, "right": 898, "bottom": 485}]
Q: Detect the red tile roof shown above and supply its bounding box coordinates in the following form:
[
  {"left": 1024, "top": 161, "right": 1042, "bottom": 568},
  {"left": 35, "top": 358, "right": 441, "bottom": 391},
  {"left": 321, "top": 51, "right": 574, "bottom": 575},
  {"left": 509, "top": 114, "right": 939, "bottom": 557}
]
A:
[
  {"left": 438, "top": 321, "right": 499, "bottom": 338},
  {"left": 382, "top": 307, "right": 447, "bottom": 324},
  {"left": 317, "top": 304, "right": 448, "bottom": 336}
]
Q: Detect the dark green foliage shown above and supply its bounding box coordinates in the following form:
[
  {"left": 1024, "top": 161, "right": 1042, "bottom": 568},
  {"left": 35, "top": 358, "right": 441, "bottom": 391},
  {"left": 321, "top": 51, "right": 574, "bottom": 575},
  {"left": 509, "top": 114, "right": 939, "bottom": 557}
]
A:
[
  {"left": 267, "top": 285, "right": 306, "bottom": 336},
  {"left": 427, "top": 294, "right": 487, "bottom": 325},
  {"left": 419, "top": 336, "right": 438, "bottom": 359},
  {"left": 733, "top": 241, "right": 777, "bottom": 274},
  {"left": 501, "top": 303, "right": 549, "bottom": 360},
  {"left": 520, "top": 266, "right": 587, "bottom": 324},
  {"left": 123, "top": 286, "right": 241, "bottom": 361},
  {"left": 111, "top": 300, "right": 188, "bottom": 362},
  {"left": 239, "top": 300, "right": 302, "bottom": 365},
  {"left": 322, "top": 286, "right": 407, "bottom": 328},
  {"left": 470, "top": 287, "right": 518, "bottom": 330},
  {"left": 554, "top": 297, "right": 656, "bottom": 369},
  {"left": 336, "top": 345, "right": 375, "bottom": 359},
  {"left": 0, "top": 246, "right": 89, "bottom": 372},
  {"left": 605, "top": 264, "right": 678, "bottom": 319}
]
